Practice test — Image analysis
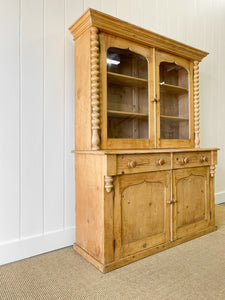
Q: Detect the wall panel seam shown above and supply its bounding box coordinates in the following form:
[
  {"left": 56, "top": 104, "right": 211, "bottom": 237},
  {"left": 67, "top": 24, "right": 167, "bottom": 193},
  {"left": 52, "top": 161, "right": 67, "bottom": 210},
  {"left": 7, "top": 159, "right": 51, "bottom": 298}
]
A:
[
  {"left": 42, "top": 0, "right": 45, "bottom": 235},
  {"left": 63, "top": 0, "right": 66, "bottom": 230},
  {"left": 19, "top": 0, "right": 22, "bottom": 240}
]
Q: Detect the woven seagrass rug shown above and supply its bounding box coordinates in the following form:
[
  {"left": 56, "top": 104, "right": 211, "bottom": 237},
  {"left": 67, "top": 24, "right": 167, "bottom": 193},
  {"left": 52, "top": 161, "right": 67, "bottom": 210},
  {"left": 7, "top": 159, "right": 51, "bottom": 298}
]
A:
[{"left": 1, "top": 205, "right": 225, "bottom": 300}]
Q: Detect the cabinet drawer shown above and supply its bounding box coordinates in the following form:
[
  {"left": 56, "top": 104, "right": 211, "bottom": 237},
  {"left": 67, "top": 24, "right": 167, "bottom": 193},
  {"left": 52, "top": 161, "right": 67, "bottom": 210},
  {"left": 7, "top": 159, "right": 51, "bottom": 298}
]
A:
[
  {"left": 117, "top": 153, "right": 171, "bottom": 174},
  {"left": 173, "top": 151, "right": 210, "bottom": 169}
]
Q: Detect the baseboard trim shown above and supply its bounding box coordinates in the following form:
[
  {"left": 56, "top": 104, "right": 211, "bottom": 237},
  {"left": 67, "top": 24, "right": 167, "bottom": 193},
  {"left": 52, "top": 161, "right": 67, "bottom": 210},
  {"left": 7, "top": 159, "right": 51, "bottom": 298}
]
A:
[
  {"left": 215, "top": 191, "right": 225, "bottom": 204},
  {"left": 0, "top": 227, "right": 75, "bottom": 266}
]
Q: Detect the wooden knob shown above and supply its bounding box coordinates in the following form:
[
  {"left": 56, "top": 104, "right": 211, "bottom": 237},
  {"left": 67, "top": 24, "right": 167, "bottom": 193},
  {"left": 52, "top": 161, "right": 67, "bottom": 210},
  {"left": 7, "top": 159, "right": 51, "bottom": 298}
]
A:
[
  {"left": 200, "top": 156, "right": 208, "bottom": 163},
  {"left": 151, "top": 97, "right": 160, "bottom": 103},
  {"left": 179, "top": 157, "right": 189, "bottom": 165},
  {"left": 128, "top": 160, "right": 137, "bottom": 168},
  {"left": 167, "top": 198, "right": 177, "bottom": 205},
  {"left": 156, "top": 159, "right": 165, "bottom": 166}
]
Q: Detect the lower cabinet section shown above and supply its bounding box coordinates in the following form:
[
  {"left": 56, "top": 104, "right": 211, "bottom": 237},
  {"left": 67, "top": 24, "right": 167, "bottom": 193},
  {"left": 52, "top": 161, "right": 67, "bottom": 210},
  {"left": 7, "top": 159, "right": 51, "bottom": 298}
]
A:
[{"left": 74, "top": 150, "right": 218, "bottom": 273}]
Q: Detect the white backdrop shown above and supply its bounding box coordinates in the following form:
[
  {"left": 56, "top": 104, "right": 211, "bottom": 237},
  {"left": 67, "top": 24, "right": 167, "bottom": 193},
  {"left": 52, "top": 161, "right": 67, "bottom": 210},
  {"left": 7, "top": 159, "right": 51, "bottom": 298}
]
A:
[{"left": 1, "top": 0, "right": 225, "bottom": 265}]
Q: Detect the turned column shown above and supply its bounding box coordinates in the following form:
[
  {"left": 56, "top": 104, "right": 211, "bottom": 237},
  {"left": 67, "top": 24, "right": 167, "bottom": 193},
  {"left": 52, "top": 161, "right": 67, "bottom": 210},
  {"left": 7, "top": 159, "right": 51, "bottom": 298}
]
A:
[
  {"left": 194, "top": 61, "right": 200, "bottom": 148},
  {"left": 90, "top": 27, "right": 100, "bottom": 150}
]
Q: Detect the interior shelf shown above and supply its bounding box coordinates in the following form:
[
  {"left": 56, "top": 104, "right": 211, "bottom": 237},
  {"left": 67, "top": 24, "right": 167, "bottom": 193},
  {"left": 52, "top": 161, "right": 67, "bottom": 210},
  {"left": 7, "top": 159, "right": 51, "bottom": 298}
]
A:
[
  {"left": 160, "top": 83, "right": 188, "bottom": 95},
  {"left": 160, "top": 115, "right": 189, "bottom": 121},
  {"left": 108, "top": 110, "right": 148, "bottom": 119},
  {"left": 107, "top": 72, "right": 148, "bottom": 88}
]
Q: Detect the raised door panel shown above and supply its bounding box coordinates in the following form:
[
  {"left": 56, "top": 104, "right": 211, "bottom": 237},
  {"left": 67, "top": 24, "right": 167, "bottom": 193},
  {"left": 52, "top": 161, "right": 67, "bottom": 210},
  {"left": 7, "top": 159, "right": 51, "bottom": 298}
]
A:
[
  {"left": 114, "top": 171, "right": 170, "bottom": 259},
  {"left": 99, "top": 33, "right": 154, "bottom": 149},
  {"left": 155, "top": 51, "right": 194, "bottom": 148},
  {"left": 173, "top": 167, "right": 210, "bottom": 240}
]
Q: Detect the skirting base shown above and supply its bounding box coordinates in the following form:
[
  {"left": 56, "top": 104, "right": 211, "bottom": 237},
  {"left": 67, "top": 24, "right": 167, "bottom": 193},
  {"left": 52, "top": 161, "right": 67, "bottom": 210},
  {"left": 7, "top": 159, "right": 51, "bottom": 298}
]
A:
[{"left": 73, "top": 225, "right": 217, "bottom": 273}]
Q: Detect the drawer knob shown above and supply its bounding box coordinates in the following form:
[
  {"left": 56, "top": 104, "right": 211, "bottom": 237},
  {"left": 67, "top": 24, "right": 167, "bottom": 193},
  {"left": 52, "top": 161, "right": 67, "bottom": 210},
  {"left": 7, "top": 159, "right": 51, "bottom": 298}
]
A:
[
  {"left": 200, "top": 155, "right": 208, "bottom": 163},
  {"left": 128, "top": 160, "right": 137, "bottom": 168},
  {"left": 179, "top": 157, "right": 189, "bottom": 165},
  {"left": 156, "top": 159, "right": 165, "bottom": 166}
]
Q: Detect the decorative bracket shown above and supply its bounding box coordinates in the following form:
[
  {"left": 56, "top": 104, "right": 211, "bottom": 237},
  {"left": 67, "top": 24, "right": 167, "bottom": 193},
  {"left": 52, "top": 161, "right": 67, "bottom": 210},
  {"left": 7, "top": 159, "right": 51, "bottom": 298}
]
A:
[
  {"left": 194, "top": 61, "right": 200, "bottom": 148},
  {"left": 105, "top": 176, "right": 113, "bottom": 193},
  {"left": 90, "top": 26, "right": 100, "bottom": 150},
  {"left": 210, "top": 165, "right": 216, "bottom": 178}
]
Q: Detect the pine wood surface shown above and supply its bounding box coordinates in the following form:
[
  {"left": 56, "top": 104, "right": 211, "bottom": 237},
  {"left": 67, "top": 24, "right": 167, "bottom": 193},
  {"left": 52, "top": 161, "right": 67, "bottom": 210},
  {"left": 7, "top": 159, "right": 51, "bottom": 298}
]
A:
[
  {"left": 173, "top": 167, "right": 210, "bottom": 240},
  {"left": 100, "top": 33, "right": 154, "bottom": 149},
  {"left": 70, "top": 10, "right": 218, "bottom": 273},
  {"left": 75, "top": 149, "right": 217, "bottom": 272},
  {"left": 155, "top": 51, "right": 194, "bottom": 148},
  {"left": 74, "top": 30, "right": 91, "bottom": 150},
  {"left": 73, "top": 225, "right": 217, "bottom": 273},
  {"left": 114, "top": 171, "right": 170, "bottom": 259},
  {"left": 75, "top": 154, "right": 105, "bottom": 263},
  {"left": 72, "top": 148, "right": 219, "bottom": 155},
  {"left": 69, "top": 9, "right": 208, "bottom": 61},
  {"left": 117, "top": 153, "right": 171, "bottom": 174}
]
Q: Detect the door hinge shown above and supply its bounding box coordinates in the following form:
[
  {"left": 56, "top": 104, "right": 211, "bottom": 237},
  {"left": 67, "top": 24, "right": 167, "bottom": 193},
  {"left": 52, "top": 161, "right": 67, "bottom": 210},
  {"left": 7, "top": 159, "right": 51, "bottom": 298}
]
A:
[
  {"left": 113, "top": 239, "right": 115, "bottom": 250},
  {"left": 112, "top": 187, "right": 115, "bottom": 203}
]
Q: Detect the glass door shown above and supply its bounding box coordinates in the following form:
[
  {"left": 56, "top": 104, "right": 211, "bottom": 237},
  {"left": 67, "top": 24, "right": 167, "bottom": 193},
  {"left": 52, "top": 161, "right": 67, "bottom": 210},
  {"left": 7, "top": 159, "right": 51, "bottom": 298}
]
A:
[
  {"left": 100, "top": 33, "right": 154, "bottom": 149},
  {"left": 107, "top": 48, "right": 148, "bottom": 139},
  {"left": 156, "top": 51, "right": 194, "bottom": 148}
]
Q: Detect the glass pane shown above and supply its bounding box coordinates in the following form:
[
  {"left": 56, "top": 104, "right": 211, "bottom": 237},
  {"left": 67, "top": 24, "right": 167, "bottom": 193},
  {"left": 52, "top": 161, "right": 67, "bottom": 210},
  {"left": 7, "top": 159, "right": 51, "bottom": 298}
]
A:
[
  {"left": 107, "top": 48, "right": 149, "bottom": 139},
  {"left": 159, "top": 62, "right": 189, "bottom": 140}
]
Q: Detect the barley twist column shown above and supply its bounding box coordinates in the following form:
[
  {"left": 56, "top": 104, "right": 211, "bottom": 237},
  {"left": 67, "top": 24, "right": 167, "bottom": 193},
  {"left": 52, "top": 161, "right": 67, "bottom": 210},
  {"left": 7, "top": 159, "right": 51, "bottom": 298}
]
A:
[
  {"left": 90, "top": 27, "right": 100, "bottom": 150},
  {"left": 194, "top": 61, "right": 200, "bottom": 148}
]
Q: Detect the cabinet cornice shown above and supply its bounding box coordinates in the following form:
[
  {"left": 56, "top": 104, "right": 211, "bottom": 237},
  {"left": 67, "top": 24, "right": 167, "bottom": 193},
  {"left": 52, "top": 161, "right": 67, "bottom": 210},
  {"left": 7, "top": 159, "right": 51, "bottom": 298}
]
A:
[{"left": 69, "top": 8, "right": 208, "bottom": 62}]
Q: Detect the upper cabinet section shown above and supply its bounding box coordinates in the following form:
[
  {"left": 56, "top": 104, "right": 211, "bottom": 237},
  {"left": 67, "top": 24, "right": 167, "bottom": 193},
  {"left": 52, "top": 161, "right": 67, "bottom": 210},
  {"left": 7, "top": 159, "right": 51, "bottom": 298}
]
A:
[{"left": 69, "top": 9, "right": 208, "bottom": 151}]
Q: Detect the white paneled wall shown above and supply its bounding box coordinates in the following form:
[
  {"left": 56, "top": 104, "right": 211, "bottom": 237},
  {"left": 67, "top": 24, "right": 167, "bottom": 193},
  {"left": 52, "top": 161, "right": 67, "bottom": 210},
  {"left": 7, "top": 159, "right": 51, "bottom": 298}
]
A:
[{"left": 1, "top": 0, "right": 225, "bottom": 265}]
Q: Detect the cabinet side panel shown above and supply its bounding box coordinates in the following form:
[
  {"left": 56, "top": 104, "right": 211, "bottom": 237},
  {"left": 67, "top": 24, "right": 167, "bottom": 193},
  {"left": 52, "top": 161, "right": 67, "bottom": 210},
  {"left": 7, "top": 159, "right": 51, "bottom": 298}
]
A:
[
  {"left": 75, "top": 31, "right": 91, "bottom": 150},
  {"left": 75, "top": 154, "right": 104, "bottom": 262}
]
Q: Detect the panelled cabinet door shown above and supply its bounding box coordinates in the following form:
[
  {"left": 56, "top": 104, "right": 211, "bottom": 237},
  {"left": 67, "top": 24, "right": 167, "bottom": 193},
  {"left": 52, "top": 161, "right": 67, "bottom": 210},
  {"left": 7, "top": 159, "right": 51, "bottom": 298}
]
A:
[
  {"left": 113, "top": 171, "right": 170, "bottom": 259},
  {"left": 99, "top": 33, "right": 154, "bottom": 149},
  {"left": 172, "top": 167, "right": 210, "bottom": 240},
  {"left": 155, "top": 51, "right": 194, "bottom": 148}
]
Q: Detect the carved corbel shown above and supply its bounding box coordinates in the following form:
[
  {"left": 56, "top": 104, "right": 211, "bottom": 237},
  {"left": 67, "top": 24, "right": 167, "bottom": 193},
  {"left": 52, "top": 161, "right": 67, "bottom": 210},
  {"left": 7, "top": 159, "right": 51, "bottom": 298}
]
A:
[
  {"left": 105, "top": 176, "right": 113, "bottom": 193},
  {"left": 210, "top": 165, "right": 216, "bottom": 178}
]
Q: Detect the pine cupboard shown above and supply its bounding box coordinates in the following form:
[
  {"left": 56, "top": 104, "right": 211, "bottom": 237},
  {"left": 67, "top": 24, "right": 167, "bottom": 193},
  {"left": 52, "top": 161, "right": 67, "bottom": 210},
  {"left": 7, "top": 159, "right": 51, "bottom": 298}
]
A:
[{"left": 69, "top": 9, "right": 218, "bottom": 273}]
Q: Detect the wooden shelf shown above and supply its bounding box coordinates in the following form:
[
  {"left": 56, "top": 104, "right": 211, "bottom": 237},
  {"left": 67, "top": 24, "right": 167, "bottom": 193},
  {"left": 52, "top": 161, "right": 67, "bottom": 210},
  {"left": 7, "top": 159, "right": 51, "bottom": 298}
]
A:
[
  {"left": 107, "top": 72, "right": 148, "bottom": 88},
  {"left": 160, "top": 115, "right": 189, "bottom": 121},
  {"left": 108, "top": 110, "right": 148, "bottom": 119},
  {"left": 160, "top": 83, "right": 188, "bottom": 95}
]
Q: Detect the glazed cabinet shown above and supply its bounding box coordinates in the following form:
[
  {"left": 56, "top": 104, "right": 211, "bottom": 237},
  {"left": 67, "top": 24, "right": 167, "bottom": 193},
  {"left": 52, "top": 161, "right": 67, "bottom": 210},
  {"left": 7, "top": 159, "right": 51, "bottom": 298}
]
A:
[
  {"left": 69, "top": 9, "right": 218, "bottom": 273},
  {"left": 100, "top": 36, "right": 194, "bottom": 149}
]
